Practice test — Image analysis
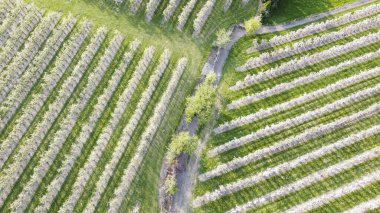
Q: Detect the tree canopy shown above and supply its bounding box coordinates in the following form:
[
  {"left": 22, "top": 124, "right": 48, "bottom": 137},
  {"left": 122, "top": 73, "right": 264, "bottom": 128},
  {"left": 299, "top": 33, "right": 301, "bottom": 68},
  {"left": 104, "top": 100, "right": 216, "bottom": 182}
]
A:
[
  {"left": 214, "top": 28, "right": 232, "bottom": 48},
  {"left": 185, "top": 72, "right": 217, "bottom": 125},
  {"left": 244, "top": 16, "right": 262, "bottom": 33},
  {"left": 164, "top": 174, "right": 177, "bottom": 195},
  {"left": 167, "top": 132, "right": 198, "bottom": 164}
]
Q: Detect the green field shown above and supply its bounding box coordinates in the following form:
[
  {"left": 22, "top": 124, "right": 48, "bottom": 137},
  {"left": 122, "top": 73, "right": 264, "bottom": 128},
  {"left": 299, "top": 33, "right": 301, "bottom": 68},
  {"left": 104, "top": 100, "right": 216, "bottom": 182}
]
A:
[
  {"left": 1, "top": 0, "right": 380, "bottom": 212},
  {"left": 0, "top": 0, "right": 259, "bottom": 212},
  {"left": 194, "top": 1, "right": 380, "bottom": 212},
  {"left": 265, "top": 0, "right": 358, "bottom": 24}
]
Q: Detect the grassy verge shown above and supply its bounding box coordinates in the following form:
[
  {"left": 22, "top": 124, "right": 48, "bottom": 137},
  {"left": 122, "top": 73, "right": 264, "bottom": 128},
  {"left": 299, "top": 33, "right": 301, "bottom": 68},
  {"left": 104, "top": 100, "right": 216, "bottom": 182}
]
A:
[{"left": 265, "top": 0, "right": 358, "bottom": 24}]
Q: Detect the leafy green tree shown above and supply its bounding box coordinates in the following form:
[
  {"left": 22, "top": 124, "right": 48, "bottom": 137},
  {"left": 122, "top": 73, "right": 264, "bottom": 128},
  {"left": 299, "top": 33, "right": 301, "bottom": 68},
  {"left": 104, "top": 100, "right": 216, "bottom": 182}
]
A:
[
  {"left": 185, "top": 72, "right": 217, "bottom": 124},
  {"left": 164, "top": 174, "right": 177, "bottom": 195},
  {"left": 167, "top": 132, "right": 198, "bottom": 164},
  {"left": 244, "top": 16, "right": 262, "bottom": 33},
  {"left": 214, "top": 28, "right": 232, "bottom": 48}
]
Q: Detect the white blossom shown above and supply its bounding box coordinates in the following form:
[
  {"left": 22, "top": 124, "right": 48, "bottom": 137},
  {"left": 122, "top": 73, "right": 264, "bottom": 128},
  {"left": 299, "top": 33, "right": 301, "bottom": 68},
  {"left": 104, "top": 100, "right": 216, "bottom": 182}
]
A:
[
  {"left": 235, "top": 31, "right": 380, "bottom": 82},
  {"left": 284, "top": 168, "right": 380, "bottom": 213},
  {"left": 194, "top": 144, "right": 380, "bottom": 208},
  {"left": 0, "top": 16, "right": 92, "bottom": 205},
  {"left": 9, "top": 26, "right": 110, "bottom": 213},
  {"left": 145, "top": 0, "right": 162, "bottom": 21},
  {"left": 343, "top": 194, "right": 380, "bottom": 213},
  {"left": 84, "top": 49, "right": 171, "bottom": 213},
  {"left": 108, "top": 58, "right": 187, "bottom": 212},
  {"left": 0, "top": 1, "right": 28, "bottom": 46},
  {"left": 211, "top": 73, "right": 380, "bottom": 156},
  {"left": 0, "top": 15, "right": 76, "bottom": 132},
  {"left": 222, "top": 50, "right": 379, "bottom": 111},
  {"left": 162, "top": 0, "right": 182, "bottom": 22},
  {"left": 35, "top": 39, "right": 140, "bottom": 213},
  {"left": 216, "top": 67, "right": 380, "bottom": 135},
  {"left": 201, "top": 103, "right": 380, "bottom": 197},
  {"left": 0, "top": 12, "right": 61, "bottom": 102},
  {"left": 0, "top": 4, "right": 41, "bottom": 70},
  {"left": 177, "top": 0, "right": 198, "bottom": 30},
  {"left": 0, "top": 0, "right": 15, "bottom": 23},
  {"left": 202, "top": 123, "right": 380, "bottom": 182},
  {"left": 244, "top": 15, "right": 380, "bottom": 68},
  {"left": 226, "top": 147, "right": 380, "bottom": 212},
  {"left": 129, "top": 0, "right": 143, "bottom": 14},
  {"left": 250, "top": 3, "right": 380, "bottom": 51},
  {"left": 58, "top": 46, "right": 156, "bottom": 213},
  {"left": 192, "top": 0, "right": 216, "bottom": 36}
]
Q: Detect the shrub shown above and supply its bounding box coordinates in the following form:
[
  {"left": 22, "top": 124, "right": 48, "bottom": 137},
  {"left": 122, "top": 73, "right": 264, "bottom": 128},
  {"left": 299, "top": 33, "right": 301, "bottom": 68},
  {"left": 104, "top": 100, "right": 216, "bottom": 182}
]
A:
[
  {"left": 185, "top": 72, "right": 217, "bottom": 124},
  {"left": 244, "top": 16, "right": 262, "bottom": 33},
  {"left": 165, "top": 174, "right": 177, "bottom": 195},
  {"left": 167, "top": 132, "right": 198, "bottom": 164},
  {"left": 214, "top": 28, "right": 232, "bottom": 48}
]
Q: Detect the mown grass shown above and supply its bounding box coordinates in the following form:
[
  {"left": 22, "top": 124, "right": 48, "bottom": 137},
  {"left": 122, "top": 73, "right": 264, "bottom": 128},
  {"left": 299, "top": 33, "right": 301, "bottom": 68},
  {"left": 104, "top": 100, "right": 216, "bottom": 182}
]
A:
[
  {"left": 197, "top": 90, "right": 380, "bottom": 193},
  {"left": 4, "top": 0, "right": 378, "bottom": 212},
  {"left": 25, "top": 0, "right": 258, "bottom": 50},
  {"left": 23, "top": 33, "right": 121, "bottom": 212},
  {"left": 96, "top": 0, "right": 259, "bottom": 43},
  {"left": 0, "top": 0, "right": 217, "bottom": 211},
  {"left": 310, "top": 179, "right": 380, "bottom": 212},
  {"left": 195, "top": 2, "right": 380, "bottom": 211},
  {"left": 265, "top": 0, "right": 358, "bottom": 24},
  {"left": 254, "top": 157, "right": 380, "bottom": 212},
  {"left": 0, "top": 29, "right": 117, "bottom": 211},
  {"left": 71, "top": 46, "right": 166, "bottom": 212},
  {"left": 0, "top": 39, "right": 197, "bottom": 213},
  {"left": 27, "top": 34, "right": 129, "bottom": 212},
  {"left": 219, "top": 27, "right": 380, "bottom": 107},
  {"left": 214, "top": 53, "right": 380, "bottom": 145},
  {"left": 196, "top": 130, "right": 380, "bottom": 212}
]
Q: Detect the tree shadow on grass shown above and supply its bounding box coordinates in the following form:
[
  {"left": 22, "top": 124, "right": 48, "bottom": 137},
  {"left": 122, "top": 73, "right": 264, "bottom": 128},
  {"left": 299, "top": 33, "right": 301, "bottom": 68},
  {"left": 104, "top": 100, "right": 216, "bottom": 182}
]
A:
[{"left": 265, "top": 0, "right": 337, "bottom": 24}]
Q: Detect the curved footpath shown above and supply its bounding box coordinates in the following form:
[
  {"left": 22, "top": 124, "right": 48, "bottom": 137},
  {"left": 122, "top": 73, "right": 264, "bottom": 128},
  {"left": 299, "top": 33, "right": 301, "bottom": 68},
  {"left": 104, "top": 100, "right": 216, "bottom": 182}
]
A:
[
  {"left": 159, "top": 0, "right": 376, "bottom": 211},
  {"left": 169, "top": 24, "right": 246, "bottom": 213}
]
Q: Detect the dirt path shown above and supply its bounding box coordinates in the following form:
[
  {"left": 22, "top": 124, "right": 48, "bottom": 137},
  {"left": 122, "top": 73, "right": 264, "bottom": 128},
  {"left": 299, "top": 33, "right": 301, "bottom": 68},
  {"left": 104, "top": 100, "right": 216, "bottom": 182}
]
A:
[
  {"left": 169, "top": 24, "right": 245, "bottom": 213},
  {"left": 171, "top": 128, "right": 211, "bottom": 213},
  {"left": 256, "top": 0, "right": 375, "bottom": 34}
]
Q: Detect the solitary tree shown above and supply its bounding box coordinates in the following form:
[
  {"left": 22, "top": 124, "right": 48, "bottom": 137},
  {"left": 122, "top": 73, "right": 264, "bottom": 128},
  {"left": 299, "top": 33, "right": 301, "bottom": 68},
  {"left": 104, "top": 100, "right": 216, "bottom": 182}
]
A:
[
  {"left": 244, "top": 16, "right": 262, "bottom": 33},
  {"left": 214, "top": 28, "right": 232, "bottom": 48},
  {"left": 185, "top": 72, "right": 217, "bottom": 124},
  {"left": 167, "top": 132, "right": 198, "bottom": 164}
]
